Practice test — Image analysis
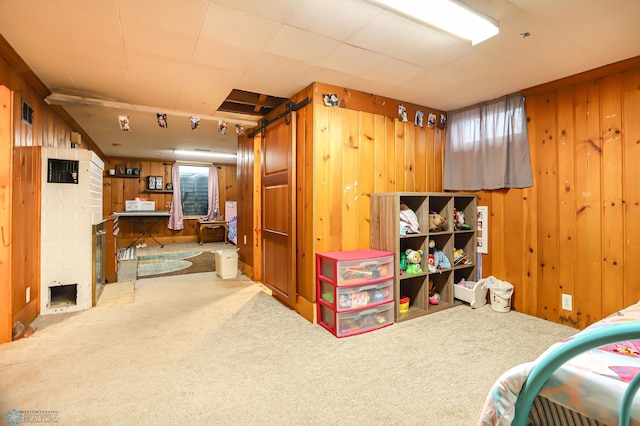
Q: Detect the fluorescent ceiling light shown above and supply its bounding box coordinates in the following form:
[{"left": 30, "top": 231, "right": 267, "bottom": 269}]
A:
[
  {"left": 363, "top": 0, "right": 499, "bottom": 45},
  {"left": 174, "top": 150, "right": 237, "bottom": 159}
]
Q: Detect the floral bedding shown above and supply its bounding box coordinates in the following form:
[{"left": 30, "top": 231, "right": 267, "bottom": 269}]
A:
[{"left": 479, "top": 302, "right": 640, "bottom": 425}]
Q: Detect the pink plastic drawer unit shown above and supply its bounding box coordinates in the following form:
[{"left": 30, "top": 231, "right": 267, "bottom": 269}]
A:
[
  {"left": 316, "top": 249, "right": 395, "bottom": 337},
  {"left": 320, "top": 302, "right": 394, "bottom": 338},
  {"left": 319, "top": 279, "right": 393, "bottom": 311},
  {"left": 317, "top": 249, "right": 394, "bottom": 286}
]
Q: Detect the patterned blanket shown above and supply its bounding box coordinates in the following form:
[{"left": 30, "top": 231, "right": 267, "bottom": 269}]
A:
[{"left": 479, "top": 302, "right": 640, "bottom": 425}]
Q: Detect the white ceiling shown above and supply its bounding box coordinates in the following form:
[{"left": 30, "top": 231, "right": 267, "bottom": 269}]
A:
[{"left": 1, "top": 0, "right": 639, "bottom": 164}]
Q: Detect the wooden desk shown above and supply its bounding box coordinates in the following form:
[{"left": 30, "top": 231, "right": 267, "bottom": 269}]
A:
[{"left": 197, "top": 220, "right": 228, "bottom": 244}]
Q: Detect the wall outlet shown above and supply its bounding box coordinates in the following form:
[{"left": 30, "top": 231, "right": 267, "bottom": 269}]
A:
[
  {"left": 561, "top": 293, "right": 572, "bottom": 311},
  {"left": 244, "top": 234, "right": 247, "bottom": 245},
  {"left": 26, "top": 287, "right": 31, "bottom": 304}
]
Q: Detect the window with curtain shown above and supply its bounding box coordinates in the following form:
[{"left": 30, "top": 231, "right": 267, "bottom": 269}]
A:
[
  {"left": 443, "top": 93, "right": 533, "bottom": 191},
  {"left": 178, "top": 165, "right": 209, "bottom": 216}
]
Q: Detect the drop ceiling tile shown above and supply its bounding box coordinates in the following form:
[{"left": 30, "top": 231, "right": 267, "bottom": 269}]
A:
[
  {"left": 26, "top": 2, "right": 122, "bottom": 50},
  {"left": 117, "top": 0, "right": 208, "bottom": 37},
  {"left": 317, "top": 44, "right": 386, "bottom": 75},
  {"left": 177, "top": 66, "right": 243, "bottom": 114},
  {"left": 264, "top": 25, "right": 341, "bottom": 66},
  {"left": 286, "top": 0, "right": 380, "bottom": 41},
  {"left": 545, "top": 0, "right": 640, "bottom": 65},
  {"left": 341, "top": 75, "right": 396, "bottom": 97},
  {"left": 299, "top": 66, "right": 359, "bottom": 91},
  {"left": 241, "top": 53, "right": 314, "bottom": 98},
  {"left": 208, "top": 0, "right": 302, "bottom": 22},
  {"left": 191, "top": 38, "right": 258, "bottom": 72},
  {"left": 362, "top": 58, "right": 426, "bottom": 86},
  {"left": 199, "top": 3, "right": 283, "bottom": 52},
  {"left": 121, "top": 18, "right": 198, "bottom": 63},
  {"left": 347, "top": 12, "right": 429, "bottom": 57}
]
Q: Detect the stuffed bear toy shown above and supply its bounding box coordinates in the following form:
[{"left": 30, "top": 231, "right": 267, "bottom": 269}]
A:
[
  {"left": 404, "top": 249, "right": 424, "bottom": 274},
  {"left": 429, "top": 213, "right": 447, "bottom": 231}
]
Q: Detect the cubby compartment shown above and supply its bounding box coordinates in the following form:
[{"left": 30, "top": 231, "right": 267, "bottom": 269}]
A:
[
  {"left": 398, "top": 275, "right": 428, "bottom": 320},
  {"left": 428, "top": 270, "right": 453, "bottom": 312},
  {"left": 453, "top": 268, "right": 487, "bottom": 309},
  {"left": 371, "top": 192, "right": 478, "bottom": 322},
  {"left": 428, "top": 195, "right": 453, "bottom": 233},
  {"left": 453, "top": 196, "right": 477, "bottom": 231},
  {"left": 453, "top": 232, "right": 475, "bottom": 268}
]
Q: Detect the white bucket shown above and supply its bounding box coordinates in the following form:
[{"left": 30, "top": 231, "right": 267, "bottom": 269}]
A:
[{"left": 490, "top": 289, "right": 511, "bottom": 313}]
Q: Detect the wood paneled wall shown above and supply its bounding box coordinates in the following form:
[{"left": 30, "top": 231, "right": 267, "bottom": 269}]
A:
[
  {"left": 479, "top": 57, "right": 640, "bottom": 330},
  {"left": 1, "top": 43, "right": 78, "bottom": 342},
  {"left": 307, "top": 82, "right": 445, "bottom": 310},
  {"left": 237, "top": 82, "right": 446, "bottom": 321},
  {"left": 103, "top": 157, "right": 237, "bottom": 245}
]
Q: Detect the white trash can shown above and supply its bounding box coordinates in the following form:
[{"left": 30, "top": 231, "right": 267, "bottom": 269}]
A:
[
  {"left": 215, "top": 250, "right": 238, "bottom": 279},
  {"left": 480, "top": 276, "right": 514, "bottom": 313},
  {"left": 489, "top": 289, "right": 511, "bottom": 312}
]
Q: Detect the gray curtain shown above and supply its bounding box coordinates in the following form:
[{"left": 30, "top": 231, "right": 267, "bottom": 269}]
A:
[
  {"left": 444, "top": 93, "right": 533, "bottom": 191},
  {"left": 167, "top": 164, "right": 184, "bottom": 230}
]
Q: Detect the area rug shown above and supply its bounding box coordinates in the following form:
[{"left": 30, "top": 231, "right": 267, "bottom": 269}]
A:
[{"left": 137, "top": 251, "right": 216, "bottom": 279}]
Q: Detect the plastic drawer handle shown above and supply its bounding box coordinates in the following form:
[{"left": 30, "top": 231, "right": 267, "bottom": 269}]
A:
[{"left": 357, "top": 285, "right": 377, "bottom": 292}]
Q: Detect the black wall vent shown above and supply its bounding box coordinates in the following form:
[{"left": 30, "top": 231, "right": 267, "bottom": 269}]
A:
[
  {"left": 21, "top": 99, "right": 34, "bottom": 126},
  {"left": 48, "top": 158, "right": 79, "bottom": 184}
]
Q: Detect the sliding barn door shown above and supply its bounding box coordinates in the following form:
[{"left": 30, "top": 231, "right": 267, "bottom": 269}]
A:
[{"left": 261, "top": 113, "right": 296, "bottom": 307}]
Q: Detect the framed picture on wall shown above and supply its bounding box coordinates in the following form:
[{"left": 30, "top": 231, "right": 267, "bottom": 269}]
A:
[{"left": 115, "top": 164, "right": 126, "bottom": 176}]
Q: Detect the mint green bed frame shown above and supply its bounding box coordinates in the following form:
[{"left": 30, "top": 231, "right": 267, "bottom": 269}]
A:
[{"left": 513, "top": 322, "right": 640, "bottom": 426}]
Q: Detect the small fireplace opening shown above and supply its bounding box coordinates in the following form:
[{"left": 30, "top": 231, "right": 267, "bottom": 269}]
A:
[{"left": 49, "top": 284, "right": 77, "bottom": 308}]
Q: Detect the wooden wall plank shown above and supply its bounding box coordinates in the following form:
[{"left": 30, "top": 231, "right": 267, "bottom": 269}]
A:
[
  {"left": 313, "top": 102, "right": 331, "bottom": 254},
  {"left": 395, "top": 120, "right": 405, "bottom": 190},
  {"left": 534, "top": 92, "right": 559, "bottom": 322},
  {"left": 623, "top": 67, "right": 640, "bottom": 306},
  {"left": 373, "top": 115, "right": 386, "bottom": 192},
  {"left": 555, "top": 86, "right": 578, "bottom": 327},
  {"left": 599, "top": 73, "right": 624, "bottom": 317},
  {"left": 415, "top": 126, "right": 426, "bottom": 191},
  {"left": 0, "top": 85, "right": 12, "bottom": 343},
  {"left": 341, "top": 109, "right": 359, "bottom": 250},
  {"left": 574, "top": 81, "right": 603, "bottom": 328},
  {"left": 385, "top": 116, "right": 396, "bottom": 191},
  {"left": 358, "top": 112, "right": 374, "bottom": 249},
  {"left": 404, "top": 122, "right": 416, "bottom": 191}
]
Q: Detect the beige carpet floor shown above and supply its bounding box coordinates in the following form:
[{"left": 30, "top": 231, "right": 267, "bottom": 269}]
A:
[{"left": 0, "top": 271, "right": 577, "bottom": 425}]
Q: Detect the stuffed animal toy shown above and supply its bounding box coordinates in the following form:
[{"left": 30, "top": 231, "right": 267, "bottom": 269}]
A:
[
  {"left": 428, "top": 280, "right": 440, "bottom": 305},
  {"left": 429, "top": 212, "right": 447, "bottom": 231},
  {"left": 399, "top": 250, "right": 408, "bottom": 275},
  {"left": 454, "top": 208, "right": 471, "bottom": 230},
  {"left": 433, "top": 249, "right": 451, "bottom": 270},
  {"left": 404, "top": 249, "right": 424, "bottom": 274}
]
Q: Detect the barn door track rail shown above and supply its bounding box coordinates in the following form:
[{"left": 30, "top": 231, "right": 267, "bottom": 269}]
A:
[{"left": 247, "top": 97, "right": 311, "bottom": 138}]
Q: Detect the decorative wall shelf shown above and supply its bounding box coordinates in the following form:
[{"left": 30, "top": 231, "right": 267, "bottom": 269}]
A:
[{"left": 106, "top": 174, "right": 139, "bottom": 179}]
